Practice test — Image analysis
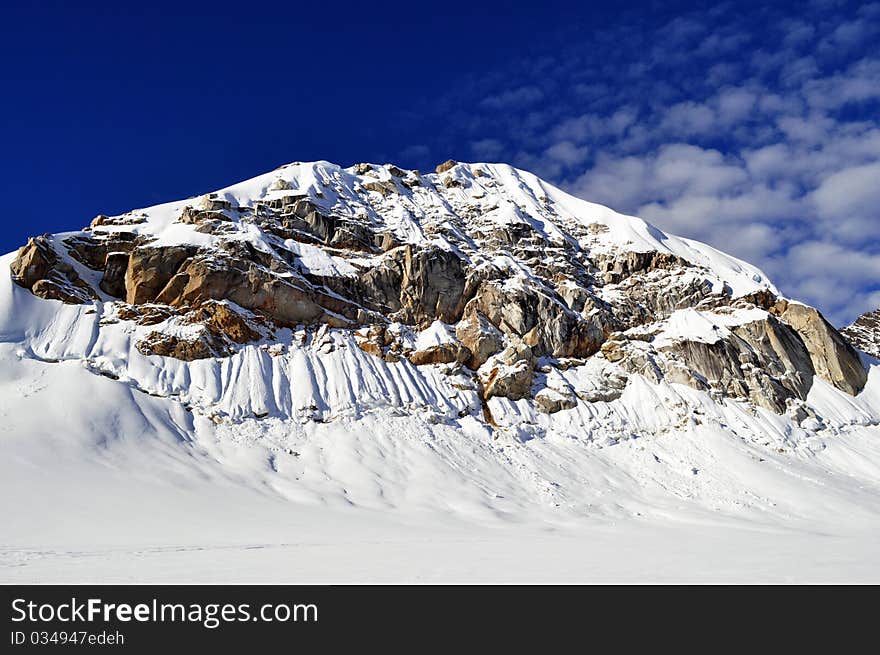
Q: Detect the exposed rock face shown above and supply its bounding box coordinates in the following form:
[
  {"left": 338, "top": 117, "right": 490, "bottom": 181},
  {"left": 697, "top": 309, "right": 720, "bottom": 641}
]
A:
[
  {"left": 135, "top": 301, "right": 265, "bottom": 361},
  {"left": 357, "top": 245, "right": 474, "bottom": 326},
  {"left": 479, "top": 342, "right": 536, "bottom": 400},
  {"left": 534, "top": 387, "right": 578, "bottom": 414},
  {"left": 455, "top": 311, "right": 504, "bottom": 369},
  {"left": 100, "top": 252, "right": 130, "bottom": 297},
  {"left": 843, "top": 308, "right": 880, "bottom": 359},
  {"left": 773, "top": 301, "right": 867, "bottom": 396},
  {"left": 466, "top": 280, "right": 603, "bottom": 358},
  {"left": 10, "top": 237, "right": 54, "bottom": 288},
  {"left": 7, "top": 160, "right": 868, "bottom": 415},
  {"left": 408, "top": 342, "right": 471, "bottom": 367},
  {"left": 661, "top": 317, "right": 815, "bottom": 412},
  {"left": 125, "top": 245, "right": 197, "bottom": 305},
  {"left": 10, "top": 237, "right": 96, "bottom": 303}
]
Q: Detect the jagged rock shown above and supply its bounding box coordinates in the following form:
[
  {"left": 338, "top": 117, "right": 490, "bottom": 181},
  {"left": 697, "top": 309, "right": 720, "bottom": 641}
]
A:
[
  {"left": 90, "top": 213, "right": 146, "bottom": 228},
  {"left": 136, "top": 330, "right": 219, "bottom": 361},
  {"left": 408, "top": 342, "right": 471, "bottom": 366},
  {"left": 657, "top": 317, "right": 815, "bottom": 412},
  {"left": 593, "top": 250, "right": 689, "bottom": 284},
  {"left": 183, "top": 301, "right": 262, "bottom": 344},
  {"left": 534, "top": 388, "right": 578, "bottom": 414},
  {"left": 435, "top": 159, "right": 457, "bottom": 173},
  {"left": 150, "top": 253, "right": 360, "bottom": 328},
  {"left": 775, "top": 301, "right": 867, "bottom": 395},
  {"left": 479, "top": 342, "right": 536, "bottom": 400},
  {"left": 63, "top": 233, "right": 138, "bottom": 270},
  {"left": 269, "top": 178, "right": 293, "bottom": 191},
  {"left": 116, "top": 304, "right": 178, "bottom": 326},
  {"left": 329, "top": 220, "right": 377, "bottom": 252},
  {"left": 10, "top": 237, "right": 55, "bottom": 289},
  {"left": 30, "top": 278, "right": 93, "bottom": 304},
  {"left": 100, "top": 252, "right": 130, "bottom": 297},
  {"left": 455, "top": 311, "right": 504, "bottom": 369},
  {"left": 359, "top": 245, "right": 474, "bottom": 326},
  {"left": 362, "top": 180, "right": 397, "bottom": 196},
  {"left": 843, "top": 308, "right": 880, "bottom": 358},
  {"left": 178, "top": 206, "right": 232, "bottom": 225},
  {"left": 575, "top": 370, "right": 628, "bottom": 403},
  {"left": 10, "top": 237, "right": 96, "bottom": 303},
  {"left": 125, "top": 245, "right": 197, "bottom": 305},
  {"left": 466, "top": 280, "right": 603, "bottom": 358}
]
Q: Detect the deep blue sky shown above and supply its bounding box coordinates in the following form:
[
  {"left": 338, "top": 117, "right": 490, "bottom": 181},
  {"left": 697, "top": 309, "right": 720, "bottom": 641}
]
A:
[{"left": 2, "top": 0, "right": 878, "bottom": 325}]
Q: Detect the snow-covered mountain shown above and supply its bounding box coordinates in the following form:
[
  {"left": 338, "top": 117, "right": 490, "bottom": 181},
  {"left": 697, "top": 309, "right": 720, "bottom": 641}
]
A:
[
  {"left": 2, "top": 159, "right": 880, "bottom": 582},
  {"left": 844, "top": 309, "right": 880, "bottom": 360}
]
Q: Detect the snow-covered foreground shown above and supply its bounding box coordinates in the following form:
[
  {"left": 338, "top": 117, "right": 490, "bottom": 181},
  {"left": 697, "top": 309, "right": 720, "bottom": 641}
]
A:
[{"left": 2, "top": 347, "right": 879, "bottom": 583}]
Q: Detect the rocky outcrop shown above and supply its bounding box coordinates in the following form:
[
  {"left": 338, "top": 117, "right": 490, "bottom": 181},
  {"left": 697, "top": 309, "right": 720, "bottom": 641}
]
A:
[
  {"left": 135, "top": 301, "right": 264, "bottom": 361},
  {"left": 455, "top": 311, "right": 504, "bottom": 369},
  {"left": 8, "top": 159, "right": 869, "bottom": 416},
  {"left": 10, "top": 237, "right": 96, "bottom": 304},
  {"left": 479, "top": 342, "right": 536, "bottom": 401},
  {"left": 465, "top": 280, "right": 603, "bottom": 358},
  {"left": 357, "top": 245, "right": 476, "bottom": 326},
  {"left": 843, "top": 308, "right": 880, "bottom": 359},
  {"left": 435, "top": 159, "right": 457, "bottom": 173},
  {"left": 408, "top": 342, "right": 471, "bottom": 367},
  {"left": 773, "top": 301, "right": 867, "bottom": 396},
  {"left": 125, "top": 245, "right": 197, "bottom": 305},
  {"left": 100, "top": 252, "right": 130, "bottom": 297},
  {"left": 593, "top": 250, "right": 690, "bottom": 284},
  {"left": 661, "top": 317, "right": 814, "bottom": 412},
  {"left": 10, "top": 237, "right": 55, "bottom": 289}
]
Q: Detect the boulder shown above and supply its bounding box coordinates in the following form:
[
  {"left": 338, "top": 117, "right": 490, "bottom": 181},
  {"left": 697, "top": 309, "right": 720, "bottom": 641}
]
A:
[
  {"left": 534, "top": 388, "right": 578, "bottom": 414},
  {"left": 10, "top": 237, "right": 96, "bottom": 304},
  {"left": 455, "top": 311, "right": 504, "bottom": 369},
  {"left": 479, "top": 341, "right": 536, "bottom": 401},
  {"left": 10, "top": 237, "right": 55, "bottom": 289}
]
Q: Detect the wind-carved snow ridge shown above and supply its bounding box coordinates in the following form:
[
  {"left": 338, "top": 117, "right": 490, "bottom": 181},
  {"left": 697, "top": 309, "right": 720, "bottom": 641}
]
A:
[{"left": 2, "top": 157, "right": 880, "bottom": 571}]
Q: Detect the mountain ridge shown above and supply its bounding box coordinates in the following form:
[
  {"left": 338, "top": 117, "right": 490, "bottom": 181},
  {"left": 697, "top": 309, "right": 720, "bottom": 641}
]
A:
[
  {"left": 6, "top": 159, "right": 866, "bottom": 422},
  {"left": 3, "top": 158, "right": 880, "bottom": 581},
  {"left": 844, "top": 309, "right": 880, "bottom": 360}
]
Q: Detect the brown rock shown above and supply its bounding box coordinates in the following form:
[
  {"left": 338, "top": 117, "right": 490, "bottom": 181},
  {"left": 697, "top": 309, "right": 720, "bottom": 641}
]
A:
[
  {"left": 10, "top": 237, "right": 55, "bottom": 289},
  {"left": 124, "top": 245, "right": 197, "bottom": 305},
  {"left": 136, "top": 330, "right": 219, "bottom": 361},
  {"left": 184, "top": 301, "right": 262, "bottom": 344},
  {"left": 408, "top": 342, "right": 471, "bottom": 366},
  {"left": 455, "top": 311, "right": 504, "bottom": 369},
  {"left": 435, "top": 159, "right": 457, "bottom": 174},
  {"left": 479, "top": 341, "right": 536, "bottom": 400}
]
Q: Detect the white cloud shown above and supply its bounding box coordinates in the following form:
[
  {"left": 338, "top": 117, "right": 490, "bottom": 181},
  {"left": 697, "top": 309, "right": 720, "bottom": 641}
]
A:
[
  {"left": 418, "top": 1, "right": 880, "bottom": 324},
  {"left": 659, "top": 102, "right": 716, "bottom": 136}
]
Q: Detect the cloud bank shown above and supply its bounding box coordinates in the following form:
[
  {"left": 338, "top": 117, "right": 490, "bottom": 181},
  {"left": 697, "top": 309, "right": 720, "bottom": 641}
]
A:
[{"left": 403, "top": 0, "right": 880, "bottom": 326}]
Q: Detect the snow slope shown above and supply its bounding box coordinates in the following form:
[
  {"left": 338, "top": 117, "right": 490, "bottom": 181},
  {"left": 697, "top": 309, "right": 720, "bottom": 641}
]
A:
[{"left": 2, "top": 161, "right": 879, "bottom": 582}]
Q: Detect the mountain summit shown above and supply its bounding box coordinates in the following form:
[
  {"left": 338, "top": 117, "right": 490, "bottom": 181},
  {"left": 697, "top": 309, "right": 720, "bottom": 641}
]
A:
[
  {"left": 3, "top": 160, "right": 880, "bottom": 582},
  {"left": 7, "top": 159, "right": 867, "bottom": 422}
]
